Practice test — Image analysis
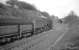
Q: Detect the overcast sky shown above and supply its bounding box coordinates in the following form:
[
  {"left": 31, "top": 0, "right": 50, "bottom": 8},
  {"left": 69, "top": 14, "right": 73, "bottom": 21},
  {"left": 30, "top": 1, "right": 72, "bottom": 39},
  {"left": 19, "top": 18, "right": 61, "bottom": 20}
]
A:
[
  {"left": 0, "top": 0, "right": 79, "bottom": 18},
  {"left": 20, "top": 0, "right": 79, "bottom": 18}
]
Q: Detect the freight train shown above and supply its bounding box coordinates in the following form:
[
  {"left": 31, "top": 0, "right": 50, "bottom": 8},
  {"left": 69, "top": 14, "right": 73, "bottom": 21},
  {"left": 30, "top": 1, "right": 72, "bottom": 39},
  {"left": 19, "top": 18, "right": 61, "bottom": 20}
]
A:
[{"left": 0, "top": 16, "right": 52, "bottom": 46}]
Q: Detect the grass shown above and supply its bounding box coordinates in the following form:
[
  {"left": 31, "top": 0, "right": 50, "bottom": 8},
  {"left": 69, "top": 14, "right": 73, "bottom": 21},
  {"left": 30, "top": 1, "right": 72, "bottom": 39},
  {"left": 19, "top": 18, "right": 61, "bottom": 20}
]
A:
[{"left": 52, "top": 18, "right": 79, "bottom": 50}]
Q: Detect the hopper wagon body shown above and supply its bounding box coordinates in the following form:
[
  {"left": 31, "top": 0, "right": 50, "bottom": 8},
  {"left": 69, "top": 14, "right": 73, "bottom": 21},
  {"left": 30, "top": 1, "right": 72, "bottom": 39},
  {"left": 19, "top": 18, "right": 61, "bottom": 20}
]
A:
[{"left": 0, "top": 18, "right": 33, "bottom": 45}]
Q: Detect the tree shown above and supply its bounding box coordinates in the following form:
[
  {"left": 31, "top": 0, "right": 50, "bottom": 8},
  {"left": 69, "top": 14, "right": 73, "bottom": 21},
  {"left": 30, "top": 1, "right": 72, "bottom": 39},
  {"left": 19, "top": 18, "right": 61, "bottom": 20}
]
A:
[
  {"left": 63, "top": 11, "right": 78, "bottom": 24},
  {"left": 0, "top": 3, "right": 10, "bottom": 16},
  {"left": 6, "top": 0, "right": 37, "bottom": 10},
  {"left": 6, "top": 0, "right": 18, "bottom": 8}
]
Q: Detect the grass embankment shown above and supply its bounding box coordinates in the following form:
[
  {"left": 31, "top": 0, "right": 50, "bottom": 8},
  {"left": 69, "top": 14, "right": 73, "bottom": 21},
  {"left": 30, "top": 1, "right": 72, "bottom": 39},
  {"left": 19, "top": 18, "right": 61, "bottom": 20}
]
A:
[{"left": 52, "top": 18, "right": 79, "bottom": 50}]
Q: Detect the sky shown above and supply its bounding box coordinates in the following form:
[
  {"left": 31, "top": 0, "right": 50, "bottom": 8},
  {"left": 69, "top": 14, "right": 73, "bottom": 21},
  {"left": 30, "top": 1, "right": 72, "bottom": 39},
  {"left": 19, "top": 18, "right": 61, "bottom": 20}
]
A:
[
  {"left": 19, "top": 0, "right": 78, "bottom": 18},
  {"left": 0, "top": 0, "right": 79, "bottom": 18}
]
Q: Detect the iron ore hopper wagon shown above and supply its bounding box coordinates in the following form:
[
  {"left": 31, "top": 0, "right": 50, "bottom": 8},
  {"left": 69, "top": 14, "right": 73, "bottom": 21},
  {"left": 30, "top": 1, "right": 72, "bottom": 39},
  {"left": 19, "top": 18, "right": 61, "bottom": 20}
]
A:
[{"left": 0, "top": 18, "right": 34, "bottom": 46}]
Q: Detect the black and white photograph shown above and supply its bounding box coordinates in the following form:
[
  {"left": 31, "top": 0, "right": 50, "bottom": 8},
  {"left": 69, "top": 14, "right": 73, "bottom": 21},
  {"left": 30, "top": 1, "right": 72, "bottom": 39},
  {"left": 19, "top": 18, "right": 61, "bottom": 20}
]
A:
[{"left": 0, "top": 0, "right": 79, "bottom": 50}]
